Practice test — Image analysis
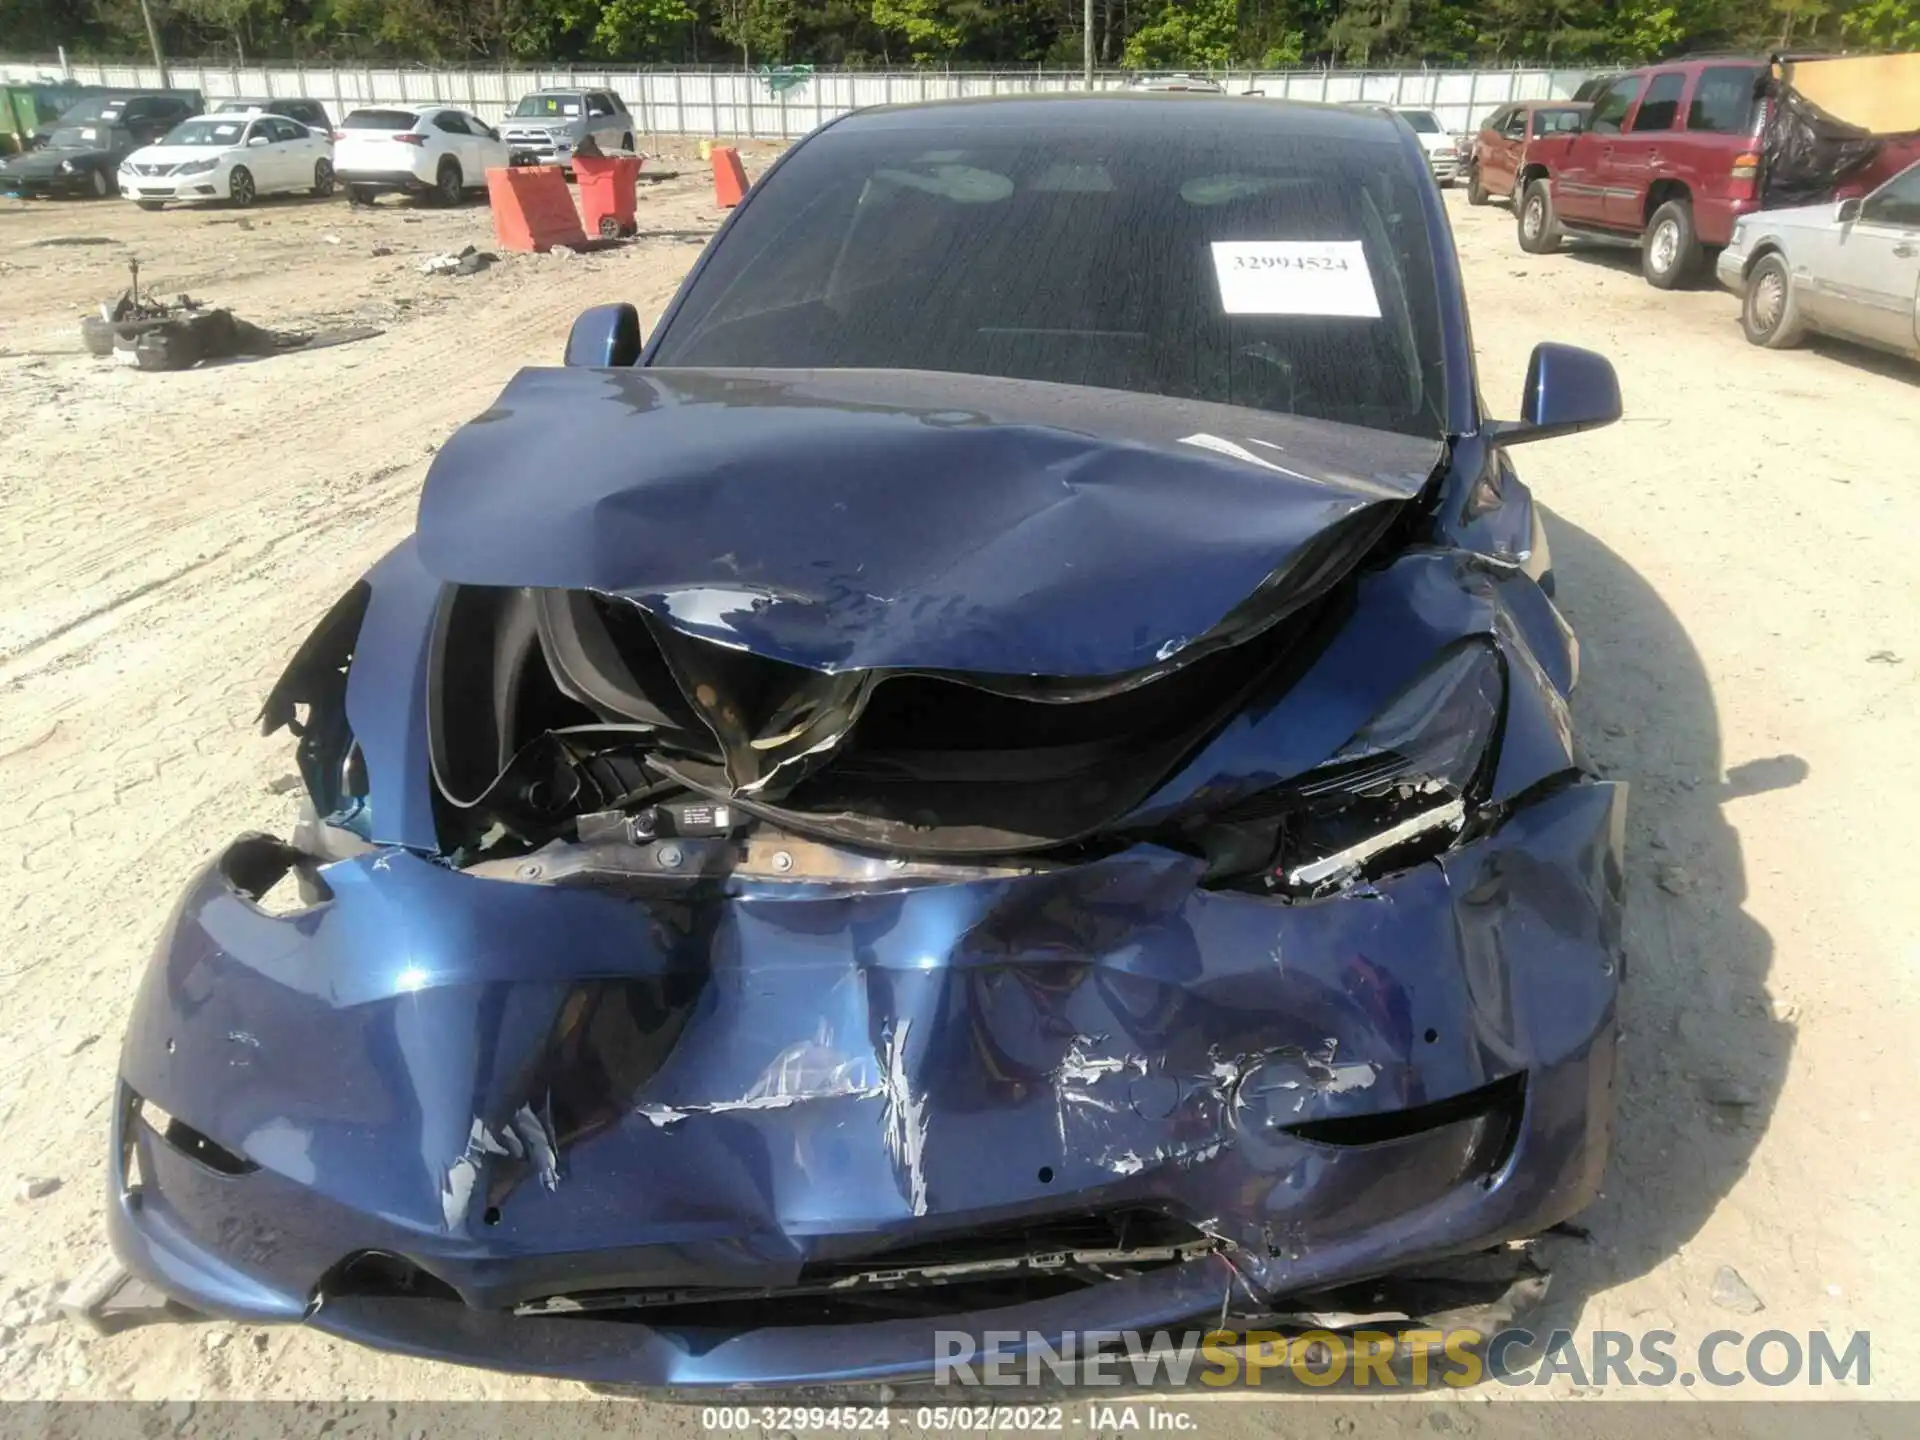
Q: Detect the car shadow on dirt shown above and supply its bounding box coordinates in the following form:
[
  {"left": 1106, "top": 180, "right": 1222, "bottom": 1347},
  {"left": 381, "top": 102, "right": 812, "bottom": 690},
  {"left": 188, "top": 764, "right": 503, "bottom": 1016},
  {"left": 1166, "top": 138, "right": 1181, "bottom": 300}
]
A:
[
  {"left": 1801, "top": 335, "right": 1920, "bottom": 384},
  {"left": 1528, "top": 511, "right": 1794, "bottom": 1333},
  {"left": 1548, "top": 238, "right": 1723, "bottom": 293}
]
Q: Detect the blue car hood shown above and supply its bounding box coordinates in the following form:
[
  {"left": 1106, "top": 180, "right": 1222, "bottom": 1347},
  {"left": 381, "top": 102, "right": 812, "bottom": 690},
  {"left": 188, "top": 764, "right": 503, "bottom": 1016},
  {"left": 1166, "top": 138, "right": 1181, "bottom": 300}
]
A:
[{"left": 416, "top": 367, "right": 1445, "bottom": 678}]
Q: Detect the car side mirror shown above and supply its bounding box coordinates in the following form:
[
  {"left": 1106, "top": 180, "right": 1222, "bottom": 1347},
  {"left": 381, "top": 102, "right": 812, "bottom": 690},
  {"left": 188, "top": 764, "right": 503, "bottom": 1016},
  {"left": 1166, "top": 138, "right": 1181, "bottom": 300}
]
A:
[
  {"left": 1484, "top": 342, "right": 1621, "bottom": 447},
  {"left": 247, "top": 134, "right": 270, "bottom": 147},
  {"left": 1836, "top": 196, "right": 1861, "bottom": 223},
  {"left": 564, "top": 303, "right": 643, "bottom": 367}
]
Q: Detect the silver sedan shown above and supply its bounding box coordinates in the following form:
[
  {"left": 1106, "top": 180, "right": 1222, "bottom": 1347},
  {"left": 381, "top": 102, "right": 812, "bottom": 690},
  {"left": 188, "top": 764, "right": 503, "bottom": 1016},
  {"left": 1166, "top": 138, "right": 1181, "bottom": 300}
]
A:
[{"left": 1717, "top": 159, "right": 1920, "bottom": 359}]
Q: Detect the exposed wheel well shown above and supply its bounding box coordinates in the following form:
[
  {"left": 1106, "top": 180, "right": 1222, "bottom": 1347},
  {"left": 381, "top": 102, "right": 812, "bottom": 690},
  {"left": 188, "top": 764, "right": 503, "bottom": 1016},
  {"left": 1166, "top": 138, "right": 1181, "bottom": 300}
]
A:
[
  {"left": 1742, "top": 241, "right": 1783, "bottom": 273},
  {"left": 1517, "top": 163, "right": 1550, "bottom": 191},
  {"left": 1643, "top": 179, "right": 1692, "bottom": 223}
]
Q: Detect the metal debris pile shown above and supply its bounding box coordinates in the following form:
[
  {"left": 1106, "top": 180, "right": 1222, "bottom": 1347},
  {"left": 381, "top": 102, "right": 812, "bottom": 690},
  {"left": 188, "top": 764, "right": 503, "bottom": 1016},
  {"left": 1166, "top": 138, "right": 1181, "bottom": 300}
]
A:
[{"left": 80, "top": 257, "right": 380, "bottom": 371}]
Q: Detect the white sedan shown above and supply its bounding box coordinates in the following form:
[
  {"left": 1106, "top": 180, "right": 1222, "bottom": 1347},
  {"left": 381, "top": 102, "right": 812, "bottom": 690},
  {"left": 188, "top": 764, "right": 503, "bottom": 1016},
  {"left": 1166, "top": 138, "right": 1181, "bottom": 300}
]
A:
[
  {"left": 1718, "top": 159, "right": 1920, "bottom": 359},
  {"left": 120, "top": 114, "right": 335, "bottom": 209}
]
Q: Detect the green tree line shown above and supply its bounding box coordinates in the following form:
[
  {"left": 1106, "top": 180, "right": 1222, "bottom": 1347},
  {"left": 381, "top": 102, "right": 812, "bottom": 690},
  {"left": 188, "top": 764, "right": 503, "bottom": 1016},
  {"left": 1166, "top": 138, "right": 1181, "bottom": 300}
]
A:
[{"left": 4, "top": 0, "right": 1916, "bottom": 69}]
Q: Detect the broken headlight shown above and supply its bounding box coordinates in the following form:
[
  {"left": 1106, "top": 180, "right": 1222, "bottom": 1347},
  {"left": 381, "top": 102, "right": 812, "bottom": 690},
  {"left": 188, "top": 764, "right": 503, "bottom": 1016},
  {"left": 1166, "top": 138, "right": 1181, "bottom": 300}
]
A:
[{"left": 1196, "top": 641, "right": 1504, "bottom": 895}]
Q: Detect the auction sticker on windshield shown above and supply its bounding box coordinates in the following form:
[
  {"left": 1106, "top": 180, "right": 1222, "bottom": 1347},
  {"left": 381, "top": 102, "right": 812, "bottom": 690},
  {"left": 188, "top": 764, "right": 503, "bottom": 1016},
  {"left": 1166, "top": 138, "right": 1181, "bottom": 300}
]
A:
[{"left": 1210, "top": 240, "right": 1382, "bottom": 318}]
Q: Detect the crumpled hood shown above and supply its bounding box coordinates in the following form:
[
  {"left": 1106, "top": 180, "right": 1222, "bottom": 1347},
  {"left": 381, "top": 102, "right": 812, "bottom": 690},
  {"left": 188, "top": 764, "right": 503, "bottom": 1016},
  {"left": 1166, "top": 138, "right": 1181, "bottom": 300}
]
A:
[
  {"left": 417, "top": 367, "right": 1444, "bottom": 678},
  {"left": 126, "top": 144, "right": 224, "bottom": 166}
]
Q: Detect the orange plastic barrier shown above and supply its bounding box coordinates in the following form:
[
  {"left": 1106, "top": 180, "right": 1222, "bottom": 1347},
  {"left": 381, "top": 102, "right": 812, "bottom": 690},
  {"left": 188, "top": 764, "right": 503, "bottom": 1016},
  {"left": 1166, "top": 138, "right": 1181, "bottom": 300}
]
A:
[
  {"left": 711, "top": 146, "right": 749, "bottom": 208},
  {"left": 574, "top": 154, "right": 643, "bottom": 239},
  {"left": 485, "top": 165, "right": 588, "bottom": 252}
]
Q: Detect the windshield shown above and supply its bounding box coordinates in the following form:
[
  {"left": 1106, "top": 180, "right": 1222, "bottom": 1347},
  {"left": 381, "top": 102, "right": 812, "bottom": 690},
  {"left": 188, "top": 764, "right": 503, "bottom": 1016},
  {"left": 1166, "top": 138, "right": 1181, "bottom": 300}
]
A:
[
  {"left": 214, "top": 100, "right": 265, "bottom": 113},
  {"left": 651, "top": 126, "right": 1448, "bottom": 438},
  {"left": 343, "top": 109, "right": 420, "bottom": 131},
  {"left": 50, "top": 97, "right": 123, "bottom": 127},
  {"left": 1398, "top": 110, "right": 1442, "bottom": 133},
  {"left": 163, "top": 118, "right": 246, "bottom": 147},
  {"left": 45, "top": 125, "right": 108, "bottom": 149},
  {"left": 512, "top": 95, "right": 582, "bottom": 118}
]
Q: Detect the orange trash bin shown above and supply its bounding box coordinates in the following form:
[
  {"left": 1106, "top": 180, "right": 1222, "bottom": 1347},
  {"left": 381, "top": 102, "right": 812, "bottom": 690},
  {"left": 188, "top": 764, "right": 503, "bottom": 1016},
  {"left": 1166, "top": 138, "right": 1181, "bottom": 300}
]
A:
[{"left": 573, "top": 153, "right": 643, "bottom": 239}]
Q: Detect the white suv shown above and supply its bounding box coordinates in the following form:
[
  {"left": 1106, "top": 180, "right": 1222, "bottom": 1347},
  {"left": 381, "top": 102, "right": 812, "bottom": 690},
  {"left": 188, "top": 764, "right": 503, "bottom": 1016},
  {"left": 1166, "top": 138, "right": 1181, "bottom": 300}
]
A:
[
  {"left": 1392, "top": 107, "right": 1466, "bottom": 185},
  {"left": 334, "top": 106, "right": 509, "bottom": 206},
  {"left": 500, "top": 89, "right": 636, "bottom": 171}
]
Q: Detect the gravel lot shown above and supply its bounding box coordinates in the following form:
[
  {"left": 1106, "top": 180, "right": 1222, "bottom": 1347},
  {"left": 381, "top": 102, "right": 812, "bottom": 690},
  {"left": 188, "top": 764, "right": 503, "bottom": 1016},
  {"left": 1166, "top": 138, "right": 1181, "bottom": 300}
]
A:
[{"left": 1, "top": 157, "right": 1917, "bottom": 1424}]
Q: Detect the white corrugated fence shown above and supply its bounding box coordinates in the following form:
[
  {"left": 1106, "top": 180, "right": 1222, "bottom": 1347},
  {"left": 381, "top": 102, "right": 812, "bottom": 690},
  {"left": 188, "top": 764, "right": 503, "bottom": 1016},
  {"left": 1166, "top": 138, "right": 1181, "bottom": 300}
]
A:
[{"left": 1, "top": 60, "right": 1597, "bottom": 139}]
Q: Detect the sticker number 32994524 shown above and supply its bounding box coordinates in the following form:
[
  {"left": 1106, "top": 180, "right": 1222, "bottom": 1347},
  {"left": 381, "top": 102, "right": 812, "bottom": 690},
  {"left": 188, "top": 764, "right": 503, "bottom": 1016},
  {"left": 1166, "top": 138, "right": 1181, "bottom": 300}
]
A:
[{"left": 1210, "top": 240, "right": 1382, "bottom": 319}]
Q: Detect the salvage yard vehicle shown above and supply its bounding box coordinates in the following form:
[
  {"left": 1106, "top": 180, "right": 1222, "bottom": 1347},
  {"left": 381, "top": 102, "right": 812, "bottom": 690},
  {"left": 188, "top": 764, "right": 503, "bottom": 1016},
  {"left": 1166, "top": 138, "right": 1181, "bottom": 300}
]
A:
[
  {"left": 1517, "top": 51, "right": 1920, "bottom": 291},
  {"left": 1719, "top": 159, "right": 1920, "bottom": 357},
  {"left": 333, "top": 105, "right": 508, "bottom": 206},
  {"left": 1392, "top": 106, "right": 1467, "bottom": 185},
  {"left": 119, "top": 114, "right": 334, "bottom": 210},
  {"left": 1516, "top": 57, "right": 1772, "bottom": 287},
  {"left": 108, "top": 95, "right": 1627, "bottom": 1387},
  {"left": 1466, "top": 100, "right": 1588, "bottom": 207},
  {"left": 19, "top": 89, "right": 202, "bottom": 152},
  {"left": 500, "top": 88, "right": 636, "bottom": 170},
  {"left": 0, "top": 119, "right": 142, "bottom": 199},
  {"left": 2, "top": 89, "right": 205, "bottom": 199},
  {"left": 212, "top": 96, "right": 336, "bottom": 136}
]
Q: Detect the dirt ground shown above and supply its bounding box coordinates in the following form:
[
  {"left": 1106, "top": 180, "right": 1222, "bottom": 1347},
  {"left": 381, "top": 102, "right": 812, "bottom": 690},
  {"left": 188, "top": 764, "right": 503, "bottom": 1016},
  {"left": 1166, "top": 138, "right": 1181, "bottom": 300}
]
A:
[{"left": 2, "top": 151, "right": 1917, "bottom": 1427}]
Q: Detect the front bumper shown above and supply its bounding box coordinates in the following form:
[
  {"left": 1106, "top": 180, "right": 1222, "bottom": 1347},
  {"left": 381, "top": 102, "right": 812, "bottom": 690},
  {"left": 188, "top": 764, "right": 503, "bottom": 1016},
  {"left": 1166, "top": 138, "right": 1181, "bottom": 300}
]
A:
[
  {"left": 120, "top": 171, "right": 223, "bottom": 203},
  {"left": 1, "top": 169, "right": 94, "bottom": 197},
  {"left": 109, "top": 777, "right": 1625, "bottom": 1387},
  {"left": 1715, "top": 241, "right": 1750, "bottom": 294},
  {"left": 502, "top": 131, "right": 575, "bottom": 168},
  {"left": 1426, "top": 154, "right": 1462, "bottom": 184}
]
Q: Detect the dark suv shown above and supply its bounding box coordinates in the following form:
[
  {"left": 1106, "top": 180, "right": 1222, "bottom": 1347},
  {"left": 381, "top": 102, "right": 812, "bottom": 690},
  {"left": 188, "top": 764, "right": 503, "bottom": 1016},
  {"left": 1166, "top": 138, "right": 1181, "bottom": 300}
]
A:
[
  {"left": 1515, "top": 58, "right": 1769, "bottom": 288},
  {"left": 213, "top": 97, "right": 335, "bottom": 135}
]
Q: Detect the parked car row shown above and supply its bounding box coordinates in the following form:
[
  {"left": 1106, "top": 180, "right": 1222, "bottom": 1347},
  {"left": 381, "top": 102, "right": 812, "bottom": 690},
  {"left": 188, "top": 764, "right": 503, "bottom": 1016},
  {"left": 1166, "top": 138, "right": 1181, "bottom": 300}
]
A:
[
  {"left": 1462, "top": 53, "right": 1920, "bottom": 363},
  {"left": 2, "top": 87, "right": 639, "bottom": 209}
]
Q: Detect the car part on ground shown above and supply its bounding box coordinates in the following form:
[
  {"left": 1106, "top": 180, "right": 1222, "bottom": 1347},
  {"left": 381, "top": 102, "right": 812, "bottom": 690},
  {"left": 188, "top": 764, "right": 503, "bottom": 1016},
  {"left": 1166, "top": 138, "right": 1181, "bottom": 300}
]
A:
[
  {"left": 79, "top": 259, "right": 382, "bottom": 370},
  {"left": 107, "top": 95, "right": 1626, "bottom": 1390},
  {"left": 419, "top": 245, "right": 499, "bottom": 276}
]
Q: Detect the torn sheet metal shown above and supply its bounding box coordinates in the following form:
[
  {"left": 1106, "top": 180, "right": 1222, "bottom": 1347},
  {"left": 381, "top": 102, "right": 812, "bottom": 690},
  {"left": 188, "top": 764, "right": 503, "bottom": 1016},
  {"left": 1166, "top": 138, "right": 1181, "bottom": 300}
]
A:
[{"left": 414, "top": 367, "right": 1441, "bottom": 679}]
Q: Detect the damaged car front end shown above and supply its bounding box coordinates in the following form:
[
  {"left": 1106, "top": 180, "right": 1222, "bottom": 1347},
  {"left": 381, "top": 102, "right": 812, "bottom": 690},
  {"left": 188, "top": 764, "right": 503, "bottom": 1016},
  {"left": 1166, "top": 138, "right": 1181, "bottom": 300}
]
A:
[{"left": 109, "top": 96, "right": 1626, "bottom": 1387}]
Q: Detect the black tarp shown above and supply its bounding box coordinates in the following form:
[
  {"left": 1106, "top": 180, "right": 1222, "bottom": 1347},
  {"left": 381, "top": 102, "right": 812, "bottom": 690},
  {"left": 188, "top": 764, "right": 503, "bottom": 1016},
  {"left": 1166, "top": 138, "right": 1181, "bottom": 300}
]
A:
[{"left": 1761, "top": 83, "right": 1892, "bottom": 209}]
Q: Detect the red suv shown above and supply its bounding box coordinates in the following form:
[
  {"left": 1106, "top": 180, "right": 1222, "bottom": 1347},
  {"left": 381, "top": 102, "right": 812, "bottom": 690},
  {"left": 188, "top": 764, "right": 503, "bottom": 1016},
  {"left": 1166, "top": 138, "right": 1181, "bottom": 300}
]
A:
[
  {"left": 1515, "top": 58, "right": 1769, "bottom": 288},
  {"left": 1466, "top": 100, "right": 1590, "bottom": 208}
]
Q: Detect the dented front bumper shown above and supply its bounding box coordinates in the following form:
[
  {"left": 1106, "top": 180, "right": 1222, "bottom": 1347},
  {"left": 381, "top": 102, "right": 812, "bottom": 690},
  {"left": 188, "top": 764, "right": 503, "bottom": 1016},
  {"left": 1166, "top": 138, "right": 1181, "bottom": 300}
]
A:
[{"left": 109, "top": 776, "right": 1623, "bottom": 1386}]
